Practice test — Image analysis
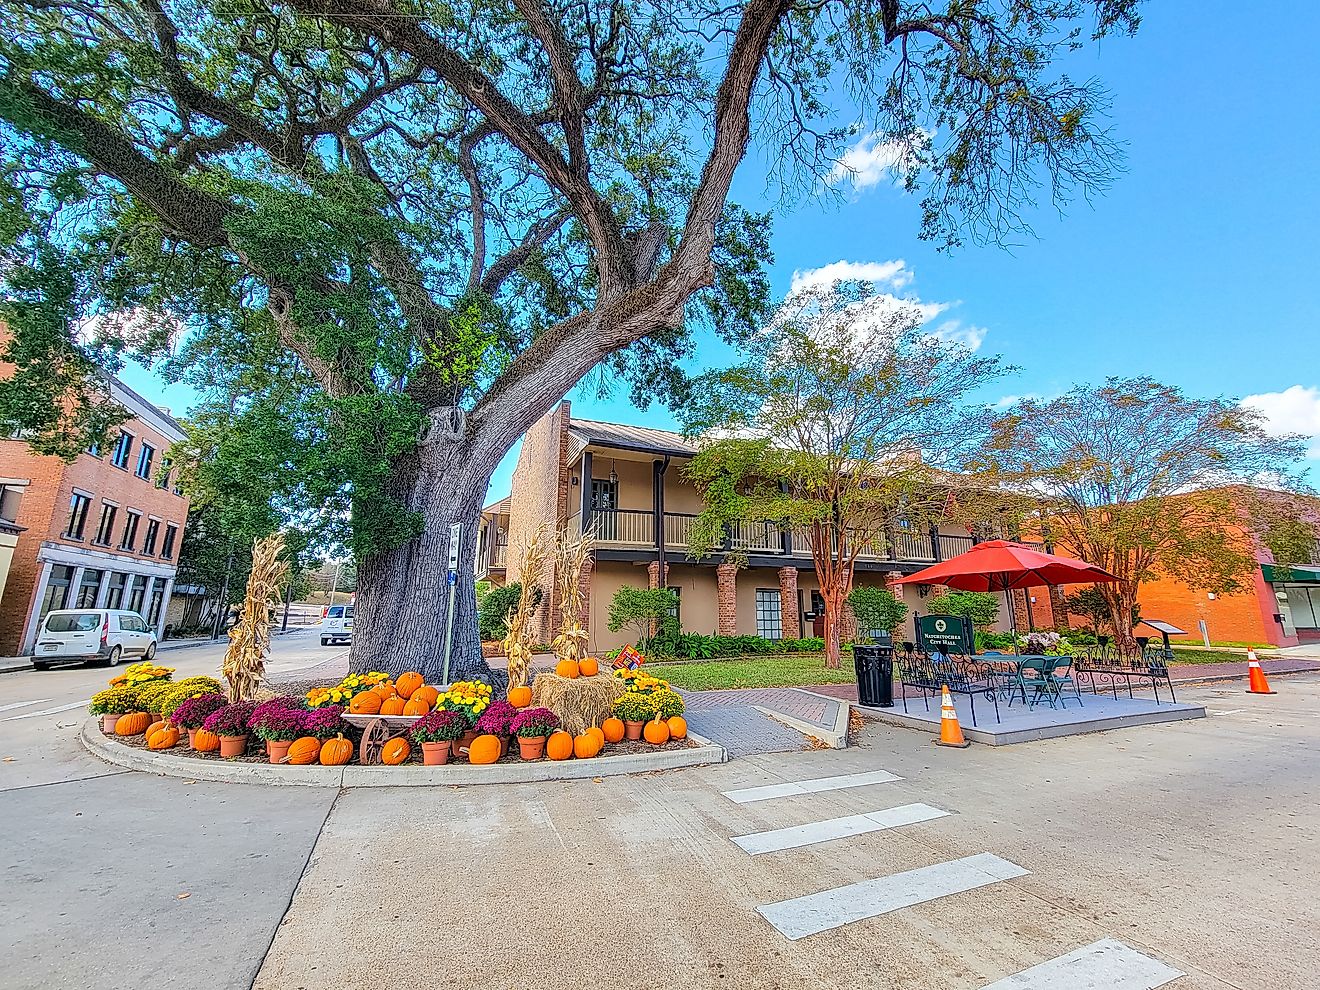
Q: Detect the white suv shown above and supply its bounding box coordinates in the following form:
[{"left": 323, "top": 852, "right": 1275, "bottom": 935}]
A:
[
  {"left": 32, "top": 609, "right": 158, "bottom": 670},
  {"left": 320, "top": 604, "right": 354, "bottom": 646}
]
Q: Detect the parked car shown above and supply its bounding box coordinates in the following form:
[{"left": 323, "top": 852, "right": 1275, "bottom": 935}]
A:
[
  {"left": 31, "top": 609, "right": 158, "bottom": 670},
  {"left": 320, "top": 604, "right": 354, "bottom": 646}
]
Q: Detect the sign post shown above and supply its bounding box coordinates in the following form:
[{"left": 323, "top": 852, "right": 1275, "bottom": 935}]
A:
[
  {"left": 441, "top": 522, "right": 461, "bottom": 685},
  {"left": 916, "top": 614, "right": 973, "bottom": 656}
]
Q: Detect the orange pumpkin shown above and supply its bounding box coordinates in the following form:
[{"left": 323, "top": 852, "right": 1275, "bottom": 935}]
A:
[
  {"left": 381, "top": 738, "right": 411, "bottom": 766},
  {"left": 403, "top": 697, "right": 431, "bottom": 716},
  {"left": 578, "top": 657, "right": 600, "bottom": 677},
  {"left": 319, "top": 733, "right": 354, "bottom": 766},
  {"left": 287, "top": 736, "right": 321, "bottom": 765},
  {"left": 666, "top": 716, "right": 688, "bottom": 740},
  {"left": 601, "top": 717, "right": 625, "bottom": 744},
  {"left": 380, "top": 696, "right": 406, "bottom": 716},
  {"left": 410, "top": 685, "right": 440, "bottom": 708},
  {"left": 545, "top": 730, "right": 574, "bottom": 761},
  {"left": 468, "top": 734, "right": 502, "bottom": 765},
  {"left": 147, "top": 725, "right": 181, "bottom": 750},
  {"left": 372, "top": 683, "right": 398, "bottom": 700},
  {"left": 587, "top": 726, "right": 605, "bottom": 750},
  {"left": 508, "top": 685, "right": 532, "bottom": 708},
  {"left": 193, "top": 729, "right": 220, "bottom": 753},
  {"left": 643, "top": 717, "right": 671, "bottom": 745},
  {"left": 349, "top": 691, "right": 382, "bottom": 715},
  {"left": 145, "top": 719, "right": 167, "bottom": 739},
  {"left": 395, "top": 671, "right": 424, "bottom": 699},
  {"left": 573, "top": 732, "right": 601, "bottom": 760},
  {"left": 555, "top": 659, "right": 580, "bottom": 679},
  {"left": 114, "top": 712, "right": 151, "bottom": 736}
]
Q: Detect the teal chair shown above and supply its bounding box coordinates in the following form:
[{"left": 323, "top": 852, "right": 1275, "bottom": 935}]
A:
[
  {"left": 1044, "top": 656, "right": 1082, "bottom": 708},
  {"left": 1016, "top": 657, "right": 1050, "bottom": 708}
]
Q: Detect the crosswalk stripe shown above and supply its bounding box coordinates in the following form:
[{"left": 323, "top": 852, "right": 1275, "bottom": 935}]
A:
[
  {"left": 733, "top": 803, "right": 950, "bottom": 855},
  {"left": 722, "top": 769, "right": 902, "bottom": 804},
  {"left": 2, "top": 700, "right": 90, "bottom": 721},
  {"left": 757, "top": 853, "right": 1028, "bottom": 940},
  {"left": 0, "top": 699, "right": 51, "bottom": 714},
  {"left": 980, "top": 938, "right": 1184, "bottom": 989}
]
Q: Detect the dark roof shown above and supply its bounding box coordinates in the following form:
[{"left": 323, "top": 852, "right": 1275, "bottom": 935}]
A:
[
  {"left": 567, "top": 418, "right": 696, "bottom": 457},
  {"left": 99, "top": 371, "right": 186, "bottom": 437}
]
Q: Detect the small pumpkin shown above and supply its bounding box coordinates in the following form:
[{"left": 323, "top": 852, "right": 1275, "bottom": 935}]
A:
[
  {"left": 468, "top": 733, "right": 502, "bottom": 765},
  {"left": 508, "top": 685, "right": 532, "bottom": 708},
  {"left": 287, "top": 736, "right": 321, "bottom": 765},
  {"left": 380, "top": 696, "right": 406, "bottom": 716},
  {"left": 586, "top": 726, "right": 605, "bottom": 750},
  {"left": 403, "top": 697, "right": 431, "bottom": 716},
  {"left": 193, "top": 729, "right": 220, "bottom": 753},
  {"left": 349, "top": 691, "right": 382, "bottom": 715},
  {"left": 601, "top": 717, "right": 625, "bottom": 744},
  {"left": 145, "top": 719, "right": 167, "bottom": 739},
  {"left": 147, "top": 725, "right": 181, "bottom": 750},
  {"left": 573, "top": 732, "right": 601, "bottom": 760},
  {"left": 372, "top": 683, "right": 398, "bottom": 700},
  {"left": 554, "top": 659, "right": 580, "bottom": 679},
  {"left": 666, "top": 715, "right": 688, "bottom": 740},
  {"left": 545, "top": 730, "right": 574, "bottom": 761},
  {"left": 411, "top": 685, "right": 440, "bottom": 708},
  {"left": 395, "top": 671, "right": 425, "bottom": 699},
  {"left": 381, "top": 738, "right": 411, "bottom": 766},
  {"left": 643, "top": 716, "right": 671, "bottom": 746},
  {"left": 319, "top": 733, "right": 354, "bottom": 766},
  {"left": 578, "top": 656, "right": 600, "bottom": 677},
  {"left": 114, "top": 712, "right": 151, "bottom": 736}
]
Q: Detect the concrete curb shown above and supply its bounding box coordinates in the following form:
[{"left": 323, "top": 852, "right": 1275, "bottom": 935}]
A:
[
  {"left": 752, "top": 689, "right": 850, "bottom": 749},
  {"left": 856, "top": 702, "right": 1207, "bottom": 746},
  {"left": 81, "top": 719, "right": 727, "bottom": 787}
]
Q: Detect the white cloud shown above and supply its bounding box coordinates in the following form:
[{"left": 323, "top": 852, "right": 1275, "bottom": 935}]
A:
[
  {"left": 790, "top": 259, "right": 913, "bottom": 294},
  {"left": 827, "top": 131, "right": 926, "bottom": 192},
  {"left": 1242, "top": 384, "right": 1320, "bottom": 458},
  {"left": 992, "top": 391, "right": 1059, "bottom": 410},
  {"left": 930, "top": 319, "right": 987, "bottom": 352}
]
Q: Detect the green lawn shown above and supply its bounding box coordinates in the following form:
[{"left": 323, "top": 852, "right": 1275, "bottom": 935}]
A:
[
  {"left": 1169, "top": 647, "right": 1256, "bottom": 665},
  {"left": 646, "top": 654, "right": 858, "bottom": 691}
]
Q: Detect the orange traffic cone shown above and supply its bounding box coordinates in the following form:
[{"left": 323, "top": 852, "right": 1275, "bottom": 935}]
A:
[
  {"left": 936, "top": 685, "right": 970, "bottom": 748},
  {"left": 1245, "top": 649, "right": 1276, "bottom": 695}
]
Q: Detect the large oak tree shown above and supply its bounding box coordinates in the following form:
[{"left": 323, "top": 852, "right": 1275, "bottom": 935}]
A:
[{"left": 0, "top": 0, "right": 1141, "bottom": 681}]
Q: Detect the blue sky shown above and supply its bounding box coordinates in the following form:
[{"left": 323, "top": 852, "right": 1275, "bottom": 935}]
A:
[{"left": 122, "top": 0, "right": 1320, "bottom": 505}]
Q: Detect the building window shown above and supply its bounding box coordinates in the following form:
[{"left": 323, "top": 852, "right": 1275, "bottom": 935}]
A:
[
  {"left": 666, "top": 585, "right": 682, "bottom": 627},
  {"left": 120, "top": 510, "right": 141, "bottom": 551},
  {"left": 755, "top": 588, "right": 782, "bottom": 640},
  {"left": 87, "top": 440, "right": 101, "bottom": 457},
  {"left": 136, "top": 442, "right": 155, "bottom": 480},
  {"left": 105, "top": 572, "right": 127, "bottom": 609},
  {"left": 92, "top": 503, "right": 118, "bottom": 545},
  {"left": 65, "top": 492, "right": 92, "bottom": 540},
  {"left": 157, "top": 456, "right": 172, "bottom": 489},
  {"left": 110, "top": 431, "right": 133, "bottom": 469},
  {"left": 39, "top": 565, "right": 75, "bottom": 622},
  {"left": 161, "top": 523, "right": 178, "bottom": 560},
  {"left": 143, "top": 518, "right": 161, "bottom": 555},
  {"left": 0, "top": 483, "right": 22, "bottom": 523},
  {"left": 75, "top": 569, "right": 103, "bottom": 609},
  {"left": 127, "top": 574, "right": 148, "bottom": 614}
]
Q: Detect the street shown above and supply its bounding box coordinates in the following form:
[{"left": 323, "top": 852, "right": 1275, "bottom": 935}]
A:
[{"left": 1, "top": 649, "right": 1317, "bottom": 989}]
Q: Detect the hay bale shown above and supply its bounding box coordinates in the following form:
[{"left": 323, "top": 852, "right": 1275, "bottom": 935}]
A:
[{"left": 530, "top": 672, "right": 626, "bottom": 735}]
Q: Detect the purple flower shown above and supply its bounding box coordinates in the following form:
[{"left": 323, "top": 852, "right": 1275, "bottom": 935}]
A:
[
  {"left": 248, "top": 697, "right": 309, "bottom": 741},
  {"left": 303, "top": 704, "right": 347, "bottom": 740},
  {"left": 171, "top": 692, "right": 227, "bottom": 729},
  {"left": 473, "top": 700, "right": 517, "bottom": 735},
  {"left": 410, "top": 709, "right": 466, "bottom": 743},
  {"left": 509, "top": 706, "right": 560, "bottom": 738},
  {"left": 202, "top": 700, "right": 258, "bottom": 737}
]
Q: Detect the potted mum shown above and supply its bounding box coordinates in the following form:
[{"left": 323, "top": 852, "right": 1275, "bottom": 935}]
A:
[
  {"left": 303, "top": 704, "right": 347, "bottom": 739},
  {"left": 473, "top": 700, "right": 518, "bottom": 757},
  {"left": 438, "top": 680, "right": 494, "bottom": 749},
  {"left": 613, "top": 692, "right": 654, "bottom": 741},
  {"left": 509, "top": 707, "right": 560, "bottom": 760},
  {"left": 248, "top": 697, "right": 309, "bottom": 763},
  {"left": 89, "top": 686, "right": 142, "bottom": 734},
  {"left": 170, "top": 692, "right": 228, "bottom": 748},
  {"left": 410, "top": 710, "right": 466, "bottom": 765},
  {"left": 202, "top": 700, "right": 258, "bottom": 758}
]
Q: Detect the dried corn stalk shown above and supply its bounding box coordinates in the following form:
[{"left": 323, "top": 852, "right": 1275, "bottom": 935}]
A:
[
  {"left": 503, "top": 525, "right": 549, "bottom": 690},
  {"left": 551, "top": 529, "right": 593, "bottom": 665},
  {"left": 222, "top": 532, "right": 289, "bottom": 702}
]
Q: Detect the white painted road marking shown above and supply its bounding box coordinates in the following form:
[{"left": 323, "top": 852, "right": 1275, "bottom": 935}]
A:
[
  {"left": 980, "top": 938, "right": 1184, "bottom": 989},
  {"left": 3, "top": 700, "right": 91, "bottom": 721},
  {"left": 1209, "top": 709, "right": 1245, "bottom": 716},
  {"left": 0, "top": 699, "right": 51, "bottom": 714},
  {"left": 733, "top": 803, "right": 950, "bottom": 855},
  {"left": 757, "top": 852, "right": 1029, "bottom": 940},
  {"left": 722, "top": 769, "right": 902, "bottom": 805}
]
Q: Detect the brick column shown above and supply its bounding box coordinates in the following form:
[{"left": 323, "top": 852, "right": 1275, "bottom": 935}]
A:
[
  {"left": 1011, "top": 589, "right": 1031, "bottom": 633},
  {"left": 1048, "top": 585, "right": 1070, "bottom": 632},
  {"left": 778, "top": 566, "right": 800, "bottom": 639},
  {"left": 646, "top": 560, "right": 669, "bottom": 589},
  {"left": 577, "top": 556, "right": 594, "bottom": 625},
  {"left": 716, "top": 562, "right": 738, "bottom": 637}
]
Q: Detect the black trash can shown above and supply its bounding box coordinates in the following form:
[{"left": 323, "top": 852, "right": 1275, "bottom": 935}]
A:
[{"left": 853, "top": 640, "right": 894, "bottom": 708}]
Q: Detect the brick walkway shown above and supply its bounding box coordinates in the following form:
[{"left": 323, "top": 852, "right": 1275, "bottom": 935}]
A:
[{"left": 680, "top": 687, "right": 846, "bottom": 757}]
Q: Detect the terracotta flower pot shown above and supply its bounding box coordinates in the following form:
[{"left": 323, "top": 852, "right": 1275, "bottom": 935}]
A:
[
  {"left": 460, "top": 728, "right": 478, "bottom": 750},
  {"left": 101, "top": 714, "right": 118, "bottom": 734},
  {"left": 186, "top": 727, "right": 198, "bottom": 748},
  {"left": 624, "top": 720, "right": 645, "bottom": 741},
  {"left": 267, "top": 739, "right": 292, "bottom": 764},
  {"left": 217, "top": 734, "right": 248, "bottom": 759},
  {"left": 518, "top": 735, "right": 546, "bottom": 760},
  {"left": 498, "top": 734, "right": 510, "bottom": 758},
  {"left": 421, "top": 741, "right": 451, "bottom": 766}
]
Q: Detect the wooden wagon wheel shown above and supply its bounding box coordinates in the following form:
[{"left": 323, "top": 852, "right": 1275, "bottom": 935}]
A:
[{"left": 359, "top": 717, "right": 390, "bottom": 765}]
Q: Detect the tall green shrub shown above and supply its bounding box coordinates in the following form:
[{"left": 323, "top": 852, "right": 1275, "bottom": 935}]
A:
[
  {"left": 846, "top": 587, "right": 908, "bottom": 642},
  {"left": 924, "top": 591, "right": 1001, "bottom": 629},
  {"left": 477, "top": 582, "right": 541, "bottom": 642}
]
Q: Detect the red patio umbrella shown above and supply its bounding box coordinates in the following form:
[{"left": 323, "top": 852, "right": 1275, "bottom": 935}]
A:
[{"left": 894, "top": 540, "right": 1119, "bottom": 653}]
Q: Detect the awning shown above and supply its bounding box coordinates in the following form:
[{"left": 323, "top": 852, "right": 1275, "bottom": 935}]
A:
[{"left": 1261, "top": 563, "right": 1320, "bottom": 583}]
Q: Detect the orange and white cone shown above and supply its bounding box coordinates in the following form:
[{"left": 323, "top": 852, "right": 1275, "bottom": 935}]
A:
[
  {"left": 1245, "top": 649, "right": 1277, "bottom": 695},
  {"left": 936, "top": 684, "right": 970, "bottom": 748}
]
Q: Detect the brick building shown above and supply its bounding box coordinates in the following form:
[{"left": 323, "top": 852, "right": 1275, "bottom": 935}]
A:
[
  {"left": 0, "top": 376, "right": 190, "bottom": 655},
  {"left": 478, "top": 402, "right": 1022, "bottom": 652}
]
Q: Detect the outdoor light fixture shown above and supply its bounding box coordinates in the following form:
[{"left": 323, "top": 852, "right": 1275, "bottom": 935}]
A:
[
  {"left": 571, "top": 476, "right": 579, "bottom": 486},
  {"left": 609, "top": 458, "right": 618, "bottom": 485}
]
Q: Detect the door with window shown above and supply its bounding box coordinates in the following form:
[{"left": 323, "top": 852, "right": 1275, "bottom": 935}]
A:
[
  {"left": 590, "top": 477, "right": 618, "bottom": 540},
  {"left": 810, "top": 590, "right": 826, "bottom": 638},
  {"left": 756, "top": 588, "right": 782, "bottom": 640}
]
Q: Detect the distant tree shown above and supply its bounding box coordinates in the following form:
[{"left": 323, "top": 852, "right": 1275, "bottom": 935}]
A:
[
  {"left": 477, "top": 582, "right": 541, "bottom": 643},
  {"left": 607, "top": 586, "right": 679, "bottom": 655},
  {"left": 925, "top": 590, "right": 1001, "bottom": 630},
  {"left": 683, "top": 283, "right": 1005, "bottom": 668},
  {"left": 979, "top": 379, "right": 1312, "bottom": 648},
  {"left": 846, "top": 587, "right": 908, "bottom": 643}
]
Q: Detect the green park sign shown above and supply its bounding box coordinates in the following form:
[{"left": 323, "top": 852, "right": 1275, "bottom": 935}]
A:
[{"left": 917, "top": 614, "right": 973, "bottom": 655}]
